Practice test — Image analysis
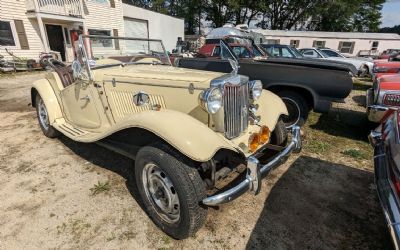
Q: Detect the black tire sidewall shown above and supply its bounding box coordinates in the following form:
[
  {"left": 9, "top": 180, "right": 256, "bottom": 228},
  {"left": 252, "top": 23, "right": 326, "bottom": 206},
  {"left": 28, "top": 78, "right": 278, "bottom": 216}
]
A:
[
  {"left": 135, "top": 145, "right": 207, "bottom": 239},
  {"left": 271, "top": 118, "right": 288, "bottom": 146}
]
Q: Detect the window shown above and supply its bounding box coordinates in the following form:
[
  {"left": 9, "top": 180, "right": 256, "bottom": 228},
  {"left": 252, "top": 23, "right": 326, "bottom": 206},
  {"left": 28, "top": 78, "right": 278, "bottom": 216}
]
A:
[
  {"left": 338, "top": 41, "right": 355, "bottom": 54},
  {"left": 312, "top": 40, "right": 326, "bottom": 48},
  {"left": 320, "top": 49, "right": 343, "bottom": 58},
  {"left": 301, "top": 49, "right": 322, "bottom": 58},
  {"left": 231, "top": 46, "right": 251, "bottom": 58},
  {"left": 265, "top": 39, "right": 280, "bottom": 45},
  {"left": 372, "top": 41, "right": 379, "bottom": 51},
  {"left": 290, "top": 40, "right": 300, "bottom": 48},
  {"left": 0, "top": 21, "right": 16, "bottom": 46},
  {"left": 212, "top": 46, "right": 220, "bottom": 56},
  {"left": 88, "top": 29, "right": 112, "bottom": 47}
]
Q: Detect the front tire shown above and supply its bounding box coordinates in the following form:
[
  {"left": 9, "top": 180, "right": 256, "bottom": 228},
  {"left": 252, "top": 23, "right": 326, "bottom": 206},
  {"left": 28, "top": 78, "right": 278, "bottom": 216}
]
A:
[
  {"left": 35, "top": 94, "right": 60, "bottom": 138},
  {"left": 270, "top": 118, "right": 288, "bottom": 146},
  {"left": 135, "top": 144, "right": 207, "bottom": 239},
  {"left": 277, "top": 91, "right": 309, "bottom": 128}
]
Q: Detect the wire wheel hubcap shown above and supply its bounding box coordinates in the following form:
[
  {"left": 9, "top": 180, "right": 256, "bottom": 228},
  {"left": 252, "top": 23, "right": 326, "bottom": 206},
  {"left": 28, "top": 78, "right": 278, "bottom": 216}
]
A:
[
  {"left": 142, "top": 163, "right": 180, "bottom": 224},
  {"left": 38, "top": 98, "right": 50, "bottom": 131}
]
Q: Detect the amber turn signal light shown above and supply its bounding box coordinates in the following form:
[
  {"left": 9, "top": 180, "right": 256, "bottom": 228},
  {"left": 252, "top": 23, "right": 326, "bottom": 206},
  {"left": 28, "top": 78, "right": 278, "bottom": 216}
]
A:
[
  {"left": 249, "top": 133, "right": 260, "bottom": 152},
  {"left": 259, "top": 126, "right": 270, "bottom": 144}
]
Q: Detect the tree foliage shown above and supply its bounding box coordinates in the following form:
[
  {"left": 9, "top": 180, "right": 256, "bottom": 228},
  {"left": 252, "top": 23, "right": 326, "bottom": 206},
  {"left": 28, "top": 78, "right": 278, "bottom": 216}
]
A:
[{"left": 122, "top": 0, "right": 385, "bottom": 34}]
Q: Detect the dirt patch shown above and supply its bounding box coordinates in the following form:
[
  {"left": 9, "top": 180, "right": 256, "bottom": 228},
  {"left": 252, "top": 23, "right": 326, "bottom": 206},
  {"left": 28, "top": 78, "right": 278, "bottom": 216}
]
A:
[{"left": 0, "top": 73, "right": 392, "bottom": 249}]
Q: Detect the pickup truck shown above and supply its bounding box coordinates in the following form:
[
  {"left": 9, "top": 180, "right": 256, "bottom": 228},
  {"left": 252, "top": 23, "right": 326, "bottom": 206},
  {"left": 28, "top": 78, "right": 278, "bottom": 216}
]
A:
[{"left": 176, "top": 28, "right": 356, "bottom": 127}]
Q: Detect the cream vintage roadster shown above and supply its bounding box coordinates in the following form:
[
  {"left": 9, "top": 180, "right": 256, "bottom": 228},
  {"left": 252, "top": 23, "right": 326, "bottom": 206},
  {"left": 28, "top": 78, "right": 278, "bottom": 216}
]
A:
[{"left": 31, "top": 35, "right": 301, "bottom": 239}]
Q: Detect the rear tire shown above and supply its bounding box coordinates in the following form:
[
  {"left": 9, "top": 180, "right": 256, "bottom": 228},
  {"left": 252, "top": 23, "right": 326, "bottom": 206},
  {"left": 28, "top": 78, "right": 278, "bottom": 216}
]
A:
[
  {"left": 277, "top": 91, "right": 309, "bottom": 128},
  {"left": 35, "top": 94, "right": 60, "bottom": 138},
  {"left": 270, "top": 118, "right": 288, "bottom": 146},
  {"left": 135, "top": 144, "right": 207, "bottom": 239}
]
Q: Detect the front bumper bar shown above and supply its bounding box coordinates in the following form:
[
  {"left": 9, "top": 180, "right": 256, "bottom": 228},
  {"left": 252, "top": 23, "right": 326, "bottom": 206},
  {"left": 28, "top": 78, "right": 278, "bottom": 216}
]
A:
[
  {"left": 202, "top": 126, "right": 302, "bottom": 206},
  {"left": 366, "top": 88, "right": 390, "bottom": 123},
  {"left": 370, "top": 131, "right": 400, "bottom": 249}
]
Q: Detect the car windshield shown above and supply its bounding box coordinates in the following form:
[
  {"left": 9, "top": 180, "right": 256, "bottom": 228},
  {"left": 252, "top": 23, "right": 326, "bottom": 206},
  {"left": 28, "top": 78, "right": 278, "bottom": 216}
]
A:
[
  {"left": 79, "top": 35, "right": 171, "bottom": 69},
  {"left": 291, "top": 47, "right": 304, "bottom": 58},
  {"left": 320, "top": 49, "right": 345, "bottom": 58}
]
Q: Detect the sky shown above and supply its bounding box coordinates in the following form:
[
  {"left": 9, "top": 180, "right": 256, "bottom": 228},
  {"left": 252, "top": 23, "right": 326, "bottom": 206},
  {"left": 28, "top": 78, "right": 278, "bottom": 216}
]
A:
[{"left": 381, "top": 0, "right": 400, "bottom": 27}]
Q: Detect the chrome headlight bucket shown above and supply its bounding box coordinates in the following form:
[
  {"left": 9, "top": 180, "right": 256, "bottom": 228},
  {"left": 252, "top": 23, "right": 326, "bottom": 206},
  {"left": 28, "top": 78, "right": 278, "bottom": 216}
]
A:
[
  {"left": 199, "top": 87, "right": 223, "bottom": 114},
  {"left": 249, "top": 80, "right": 263, "bottom": 100}
]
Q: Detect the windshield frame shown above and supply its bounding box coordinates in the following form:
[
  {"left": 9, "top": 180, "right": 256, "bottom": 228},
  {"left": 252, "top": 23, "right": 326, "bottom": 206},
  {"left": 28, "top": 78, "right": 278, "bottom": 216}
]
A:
[{"left": 78, "top": 35, "right": 172, "bottom": 70}]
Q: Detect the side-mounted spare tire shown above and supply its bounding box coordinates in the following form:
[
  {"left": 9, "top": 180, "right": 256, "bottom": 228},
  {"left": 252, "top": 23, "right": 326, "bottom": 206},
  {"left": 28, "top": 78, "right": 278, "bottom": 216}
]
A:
[{"left": 135, "top": 143, "right": 208, "bottom": 239}]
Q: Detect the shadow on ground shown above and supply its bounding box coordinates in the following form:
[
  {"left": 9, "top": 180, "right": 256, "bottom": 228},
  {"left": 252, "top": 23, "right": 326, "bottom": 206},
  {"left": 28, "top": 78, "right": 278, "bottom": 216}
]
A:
[
  {"left": 310, "top": 108, "right": 375, "bottom": 141},
  {"left": 58, "top": 136, "right": 145, "bottom": 209},
  {"left": 246, "top": 156, "right": 392, "bottom": 250}
]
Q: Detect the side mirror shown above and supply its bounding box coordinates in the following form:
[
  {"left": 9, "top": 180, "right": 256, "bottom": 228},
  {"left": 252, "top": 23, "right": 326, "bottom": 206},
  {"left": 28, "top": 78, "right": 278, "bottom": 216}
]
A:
[{"left": 71, "top": 60, "right": 83, "bottom": 80}]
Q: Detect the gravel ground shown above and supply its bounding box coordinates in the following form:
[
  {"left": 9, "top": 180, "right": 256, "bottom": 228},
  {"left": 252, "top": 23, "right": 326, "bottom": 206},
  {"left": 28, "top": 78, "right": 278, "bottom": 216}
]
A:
[{"left": 0, "top": 72, "right": 393, "bottom": 249}]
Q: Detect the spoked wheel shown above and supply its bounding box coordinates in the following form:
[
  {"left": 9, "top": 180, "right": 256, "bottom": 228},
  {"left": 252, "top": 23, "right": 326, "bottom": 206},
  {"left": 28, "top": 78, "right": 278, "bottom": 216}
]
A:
[
  {"left": 35, "top": 94, "right": 60, "bottom": 138},
  {"left": 278, "top": 91, "right": 309, "bottom": 128},
  {"left": 135, "top": 144, "right": 207, "bottom": 239},
  {"left": 142, "top": 163, "right": 181, "bottom": 224}
]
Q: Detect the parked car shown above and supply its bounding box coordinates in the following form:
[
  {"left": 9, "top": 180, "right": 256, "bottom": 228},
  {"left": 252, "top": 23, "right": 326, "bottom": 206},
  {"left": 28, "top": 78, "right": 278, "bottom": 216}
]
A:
[
  {"left": 369, "top": 109, "right": 400, "bottom": 249},
  {"left": 260, "top": 44, "right": 303, "bottom": 58},
  {"left": 31, "top": 35, "right": 302, "bottom": 239},
  {"left": 372, "top": 61, "right": 400, "bottom": 82},
  {"left": 299, "top": 47, "right": 374, "bottom": 77},
  {"left": 367, "top": 74, "right": 400, "bottom": 123},
  {"left": 177, "top": 27, "right": 356, "bottom": 128},
  {"left": 379, "top": 49, "right": 400, "bottom": 60}
]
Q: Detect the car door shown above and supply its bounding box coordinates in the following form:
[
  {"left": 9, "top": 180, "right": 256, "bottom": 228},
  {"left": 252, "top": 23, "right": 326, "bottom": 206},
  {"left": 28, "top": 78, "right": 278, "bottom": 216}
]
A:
[{"left": 60, "top": 78, "right": 102, "bottom": 129}]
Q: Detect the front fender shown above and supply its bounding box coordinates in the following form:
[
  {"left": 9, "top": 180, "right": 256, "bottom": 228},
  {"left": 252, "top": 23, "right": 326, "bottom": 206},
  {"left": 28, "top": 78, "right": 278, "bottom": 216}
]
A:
[
  {"left": 257, "top": 90, "right": 288, "bottom": 131},
  {"left": 107, "top": 110, "right": 239, "bottom": 162},
  {"left": 31, "top": 79, "right": 63, "bottom": 124}
]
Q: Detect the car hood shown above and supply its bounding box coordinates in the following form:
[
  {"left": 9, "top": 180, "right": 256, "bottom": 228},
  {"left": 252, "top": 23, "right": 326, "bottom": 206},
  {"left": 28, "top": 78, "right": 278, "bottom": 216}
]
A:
[{"left": 94, "top": 64, "right": 225, "bottom": 88}]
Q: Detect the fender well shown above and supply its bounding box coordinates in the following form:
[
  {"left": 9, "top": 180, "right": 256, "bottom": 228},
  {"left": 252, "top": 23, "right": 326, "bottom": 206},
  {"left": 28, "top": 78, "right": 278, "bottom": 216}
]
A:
[
  {"left": 267, "top": 84, "right": 316, "bottom": 109},
  {"left": 31, "top": 79, "right": 63, "bottom": 124},
  {"left": 101, "top": 110, "right": 239, "bottom": 162}
]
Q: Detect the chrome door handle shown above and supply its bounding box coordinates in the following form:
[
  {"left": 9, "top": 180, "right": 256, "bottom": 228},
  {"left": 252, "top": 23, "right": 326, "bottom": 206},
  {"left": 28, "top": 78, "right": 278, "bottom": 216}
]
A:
[{"left": 80, "top": 95, "right": 90, "bottom": 101}]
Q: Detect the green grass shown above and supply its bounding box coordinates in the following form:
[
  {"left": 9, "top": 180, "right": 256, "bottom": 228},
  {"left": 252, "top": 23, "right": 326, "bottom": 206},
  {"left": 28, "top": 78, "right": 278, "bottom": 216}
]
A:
[
  {"left": 305, "top": 140, "right": 331, "bottom": 153},
  {"left": 341, "top": 148, "right": 369, "bottom": 160},
  {"left": 90, "top": 181, "right": 110, "bottom": 195}
]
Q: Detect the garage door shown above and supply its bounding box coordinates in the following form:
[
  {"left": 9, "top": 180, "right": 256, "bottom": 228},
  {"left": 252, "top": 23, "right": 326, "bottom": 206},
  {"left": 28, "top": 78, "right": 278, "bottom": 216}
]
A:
[{"left": 124, "top": 18, "right": 148, "bottom": 38}]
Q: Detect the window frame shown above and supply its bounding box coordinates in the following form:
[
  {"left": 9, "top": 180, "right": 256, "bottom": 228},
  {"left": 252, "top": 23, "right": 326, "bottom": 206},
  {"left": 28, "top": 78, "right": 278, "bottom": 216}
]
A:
[
  {"left": 313, "top": 40, "right": 326, "bottom": 49},
  {"left": 290, "top": 40, "right": 300, "bottom": 48},
  {"left": 265, "top": 39, "right": 280, "bottom": 45},
  {"left": 0, "top": 19, "right": 20, "bottom": 49},
  {"left": 338, "top": 41, "right": 355, "bottom": 54},
  {"left": 371, "top": 41, "right": 379, "bottom": 51},
  {"left": 87, "top": 29, "right": 113, "bottom": 49}
]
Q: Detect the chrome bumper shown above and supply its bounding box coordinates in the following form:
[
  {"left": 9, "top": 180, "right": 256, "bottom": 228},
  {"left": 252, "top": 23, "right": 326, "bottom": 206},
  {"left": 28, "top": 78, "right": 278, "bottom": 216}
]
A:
[
  {"left": 366, "top": 88, "right": 389, "bottom": 123},
  {"left": 202, "top": 126, "right": 302, "bottom": 206},
  {"left": 370, "top": 131, "right": 400, "bottom": 249}
]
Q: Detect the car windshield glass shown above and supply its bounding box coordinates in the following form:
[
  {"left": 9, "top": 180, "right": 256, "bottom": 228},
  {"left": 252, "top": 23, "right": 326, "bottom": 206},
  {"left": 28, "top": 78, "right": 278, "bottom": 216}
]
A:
[
  {"left": 81, "top": 35, "right": 171, "bottom": 69},
  {"left": 291, "top": 47, "right": 303, "bottom": 58},
  {"left": 321, "top": 49, "right": 344, "bottom": 58}
]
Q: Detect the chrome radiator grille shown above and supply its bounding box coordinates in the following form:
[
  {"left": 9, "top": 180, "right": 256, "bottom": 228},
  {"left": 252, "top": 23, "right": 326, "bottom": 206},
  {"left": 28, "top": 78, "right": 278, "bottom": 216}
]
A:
[{"left": 223, "top": 83, "right": 249, "bottom": 139}]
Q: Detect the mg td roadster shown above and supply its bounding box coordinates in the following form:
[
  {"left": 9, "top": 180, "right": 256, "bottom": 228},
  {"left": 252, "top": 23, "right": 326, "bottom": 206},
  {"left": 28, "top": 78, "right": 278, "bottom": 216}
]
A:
[{"left": 31, "top": 35, "right": 301, "bottom": 239}]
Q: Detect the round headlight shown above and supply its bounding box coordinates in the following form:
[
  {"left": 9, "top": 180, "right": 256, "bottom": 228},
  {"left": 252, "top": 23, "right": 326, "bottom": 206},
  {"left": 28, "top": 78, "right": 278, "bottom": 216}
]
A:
[
  {"left": 250, "top": 80, "right": 263, "bottom": 100},
  {"left": 199, "top": 87, "right": 223, "bottom": 114}
]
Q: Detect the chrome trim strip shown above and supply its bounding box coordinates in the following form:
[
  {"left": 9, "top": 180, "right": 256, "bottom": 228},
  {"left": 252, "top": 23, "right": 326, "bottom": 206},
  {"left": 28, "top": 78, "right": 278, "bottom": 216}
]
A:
[
  {"left": 103, "top": 80, "right": 207, "bottom": 91},
  {"left": 202, "top": 126, "right": 301, "bottom": 206}
]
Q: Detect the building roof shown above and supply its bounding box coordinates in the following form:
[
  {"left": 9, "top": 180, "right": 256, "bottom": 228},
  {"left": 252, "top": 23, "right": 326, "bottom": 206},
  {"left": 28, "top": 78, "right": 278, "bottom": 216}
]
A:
[{"left": 251, "top": 29, "right": 400, "bottom": 40}]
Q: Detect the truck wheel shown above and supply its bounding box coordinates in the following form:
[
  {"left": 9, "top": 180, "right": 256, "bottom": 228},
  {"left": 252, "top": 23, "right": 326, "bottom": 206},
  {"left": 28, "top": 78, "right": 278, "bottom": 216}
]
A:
[
  {"left": 277, "top": 91, "right": 309, "bottom": 128},
  {"left": 359, "top": 65, "right": 369, "bottom": 78},
  {"left": 135, "top": 144, "right": 207, "bottom": 239},
  {"left": 270, "top": 118, "right": 288, "bottom": 146},
  {"left": 35, "top": 94, "right": 60, "bottom": 138}
]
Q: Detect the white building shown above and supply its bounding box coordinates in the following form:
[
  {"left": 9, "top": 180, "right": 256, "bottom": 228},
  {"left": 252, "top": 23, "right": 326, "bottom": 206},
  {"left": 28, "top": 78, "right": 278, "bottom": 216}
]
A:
[
  {"left": 252, "top": 29, "right": 400, "bottom": 56},
  {"left": 0, "top": 0, "right": 184, "bottom": 62}
]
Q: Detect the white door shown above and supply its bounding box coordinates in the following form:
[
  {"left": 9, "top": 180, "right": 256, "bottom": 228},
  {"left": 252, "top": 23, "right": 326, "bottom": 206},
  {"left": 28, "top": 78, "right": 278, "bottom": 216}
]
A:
[{"left": 124, "top": 18, "right": 148, "bottom": 38}]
